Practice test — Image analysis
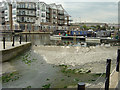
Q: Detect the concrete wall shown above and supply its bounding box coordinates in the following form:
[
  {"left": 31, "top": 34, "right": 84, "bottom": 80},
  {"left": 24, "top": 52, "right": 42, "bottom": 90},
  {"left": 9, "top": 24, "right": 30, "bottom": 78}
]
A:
[{"left": 1, "top": 42, "right": 31, "bottom": 62}]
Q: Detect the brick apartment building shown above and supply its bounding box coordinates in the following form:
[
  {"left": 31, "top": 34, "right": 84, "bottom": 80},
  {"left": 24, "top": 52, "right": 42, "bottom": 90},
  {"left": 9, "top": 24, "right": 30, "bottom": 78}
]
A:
[{"left": 1, "top": 1, "right": 72, "bottom": 32}]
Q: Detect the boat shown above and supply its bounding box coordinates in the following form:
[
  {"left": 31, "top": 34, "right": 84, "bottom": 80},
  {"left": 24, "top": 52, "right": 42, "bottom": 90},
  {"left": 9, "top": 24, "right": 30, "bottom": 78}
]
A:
[{"left": 50, "top": 35, "right": 61, "bottom": 40}]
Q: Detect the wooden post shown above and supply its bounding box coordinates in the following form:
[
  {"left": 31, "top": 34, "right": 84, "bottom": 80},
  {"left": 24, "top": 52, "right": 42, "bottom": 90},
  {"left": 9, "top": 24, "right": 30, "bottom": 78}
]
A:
[
  {"left": 116, "top": 49, "right": 120, "bottom": 72},
  {"left": 105, "top": 59, "right": 111, "bottom": 90},
  {"left": 3, "top": 37, "right": 5, "bottom": 49},
  {"left": 78, "top": 82, "right": 85, "bottom": 90},
  {"left": 19, "top": 35, "right": 21, "bottom": 44},
  {"left": 26, "top": 34, "right": 27, "bottom": 42},
  {"left": 12, "top": 35, "right": 15, "bottom": 46}
]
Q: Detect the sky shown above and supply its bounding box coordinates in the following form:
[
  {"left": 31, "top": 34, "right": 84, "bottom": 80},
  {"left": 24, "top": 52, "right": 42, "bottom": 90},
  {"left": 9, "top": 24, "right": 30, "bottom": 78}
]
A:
[{"left": 0, "top": 0, "right": 119, "bottom": 24}]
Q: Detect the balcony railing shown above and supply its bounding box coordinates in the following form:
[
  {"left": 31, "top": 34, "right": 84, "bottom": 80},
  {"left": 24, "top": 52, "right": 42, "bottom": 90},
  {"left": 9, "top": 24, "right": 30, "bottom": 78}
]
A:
[
  {"left": 17, "top": 20, "right": 35, "bottom": 23},
  {"left": 46, "top": 16, "right": 50, "bottom": 19},
  {"left": 17, "top": 13, "right": 36, "bottom": 17},
  {"left": 17, "top": 6, "right": 36, "bottom": 10},
  {"left": 46, "top": 10, "right": 50, "bottom": 13},
  {"left": 0, "top": 14, "right": 5, "bottom": 18},
  {"left": 58, "top": 17, "right": 64, "bottom": 20},
  {"left": 58, "top": 12, "right": 64, "bottom": 15}
]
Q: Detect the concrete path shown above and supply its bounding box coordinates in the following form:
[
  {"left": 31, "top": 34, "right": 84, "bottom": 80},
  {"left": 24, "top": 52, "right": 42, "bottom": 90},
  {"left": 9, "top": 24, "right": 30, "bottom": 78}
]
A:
[{"left": 0, "top": 41, "right": 30, "bottom": 51}]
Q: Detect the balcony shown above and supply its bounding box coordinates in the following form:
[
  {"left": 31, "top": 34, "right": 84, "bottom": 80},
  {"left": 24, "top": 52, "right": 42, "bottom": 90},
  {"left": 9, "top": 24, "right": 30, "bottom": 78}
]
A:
[
  {"left": 0, "top": 14, "right": 5, "bottom": 18},
  {"left": 46, "top": 16, "right": 50, "bottom": 19},
  {"left": 67, "top": 19, "right": 73, "bottom": 22},
  {"left": 46, "top": 10, "right": 50, "bottom": 13},
  {"left": 17, "top": 20, "right": 35, "bottom": 23},
  {"left": 58, "top": 12, "right": 64, "bottom": 15},
  {"left": 53, "top": 11, "right": 56, "bottom": 14},
  {"left": 53, "top": 16, "right": 57, "bottom": 19},
  {"left": 17, "top": 13, "right": 36, "bottom": 17},
  {"left": 58, "top": 17, "right": 64, "bottom": 20},
  {"left": 17, "top": 6, "right": 36, "bottom": 11},
  {"left": 58, "top": 21, "right": 64, "bottom": 26},
  {"left": 58, "top": 23, "right": 65, "bottom": 26}
]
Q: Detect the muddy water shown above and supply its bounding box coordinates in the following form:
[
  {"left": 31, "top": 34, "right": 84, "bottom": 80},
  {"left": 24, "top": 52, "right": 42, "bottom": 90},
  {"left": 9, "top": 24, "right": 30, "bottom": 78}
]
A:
[{"left": 0, "top": 33, "right": 101, "bottom": 46}]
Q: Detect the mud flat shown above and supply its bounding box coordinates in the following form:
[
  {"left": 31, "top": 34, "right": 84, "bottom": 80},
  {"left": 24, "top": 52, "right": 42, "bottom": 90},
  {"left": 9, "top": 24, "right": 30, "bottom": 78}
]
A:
[{"left": 33, "top": 45, "right": 119, "bottom": 67}]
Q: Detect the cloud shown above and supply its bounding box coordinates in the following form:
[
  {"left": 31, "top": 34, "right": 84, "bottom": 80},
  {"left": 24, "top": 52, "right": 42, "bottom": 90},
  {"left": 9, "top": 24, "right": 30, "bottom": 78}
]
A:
[
  {"left": 62, "top": 2, "right": 118, "bottom": 23},
  {"left": 0, "top": 0, "right": 118, "bottom": 23}
]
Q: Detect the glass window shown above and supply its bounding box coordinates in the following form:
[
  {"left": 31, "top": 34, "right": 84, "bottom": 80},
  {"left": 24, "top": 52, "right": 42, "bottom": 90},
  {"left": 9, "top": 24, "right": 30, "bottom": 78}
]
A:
[
  {"left": 41, "top": 13, "right": 45, "bottom": 17},
  {"left": 42, "top": 19, "right": 44, "bottom": 22},
  {"left": 27, "top": 17, "right": 29, "bottom": 22},
  {"left": 27, "top": 10, "right": 29, "bottom": 14},
  {"left": 41, "top": 4, "right": 45, "bottom": 11}
]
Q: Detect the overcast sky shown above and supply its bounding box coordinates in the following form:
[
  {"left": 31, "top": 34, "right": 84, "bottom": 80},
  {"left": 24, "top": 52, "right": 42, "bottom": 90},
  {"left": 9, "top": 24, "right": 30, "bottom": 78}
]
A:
[{"left": 0, "top": 0, "right": 119, "bottom": 23}]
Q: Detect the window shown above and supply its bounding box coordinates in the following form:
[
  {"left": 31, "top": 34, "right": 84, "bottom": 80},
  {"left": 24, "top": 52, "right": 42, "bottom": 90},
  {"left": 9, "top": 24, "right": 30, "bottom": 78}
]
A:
[
  {"left": 41, "top": 4, "right": 45, "bottom": 11},
  {"left": 31, "top": 11, "right": 33, "bottom": 14},
  {"left": 41, "top": 13, "right": 45, "bottom": 17},
  {"left": 13, "top": 17, "right": 16, "bottom": 20},
  {"left": 27, "top": 10, "right": 29, "bottom": 14},
  {"left": 27, "top": 4, "right": 29, "bottom": 8},
  {"left": 31, "top": 4, "right": 33, "bottom": 8},
  {"left": 27, "top": 17, "right": 29, "bottom": 22},
  {"left": 42, "top": 19, "right": 44, "bottom": 22},
  {"left": 22, "top": 17, "right": 24, "bottom": 22},
  {"left": 12, "top": 4, "right": 16, "bottom": 8},
  {"left": 37, "top": 5, "right": 40, "bottom": 9},
  {"left": 13, "top": 10, "right": 16, "bottom": 15}
]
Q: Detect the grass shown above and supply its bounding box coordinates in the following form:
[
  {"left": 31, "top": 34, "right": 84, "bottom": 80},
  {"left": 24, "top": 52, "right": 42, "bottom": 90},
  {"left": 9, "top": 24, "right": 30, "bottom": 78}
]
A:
[
  {"left": 93, "top": 73, "right": 106, "bottom": 77},
  {"left": 22, "top": 53, "right": 37, "bottom": 65},
  {"left": 74, "top": 78, "right": 79, "bottom": 82},
  {"left": 26, "top": 86, "right": 32, "bottom": 88},
  {"left": 64, "top": 86, "right": 67, "bottom": 88},
  {"left": 59, "top": 64, "right": 91, "bottom": 74},
  {"left": 1, "top": 72, "right": 21, "bottom": 83},
  {"left": 46, "top": 78, "right": 50, "bottom": 81},
  {"left": 42, "top": 84, "right": 51, "bottom": 88},
  {"left": 61, "top": 79, "right": 64, "bottom": 81}
]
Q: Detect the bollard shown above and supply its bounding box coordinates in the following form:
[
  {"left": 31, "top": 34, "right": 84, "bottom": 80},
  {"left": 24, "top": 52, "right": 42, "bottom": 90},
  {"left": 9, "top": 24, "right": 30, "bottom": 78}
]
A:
[
  {"left": 3, "top": 37, "right": 5, "bottom": 49},
  {"left": 26, "top": 34, "right": 27, "bottom": 42},
  {"left": 12, "top": 35, "right": 15, "bottom": 46},
  {"left": 116, "top": 49, "right": 120, "bottom": 72},
  {"left": 105, "top": 59, "right": 111, "bottom": 90},
  {"left": 78, "top": 82, "right": 85, "bottom": 90},
  {"left": 19, "top": 35, "right": 21, "bottom": 44}
]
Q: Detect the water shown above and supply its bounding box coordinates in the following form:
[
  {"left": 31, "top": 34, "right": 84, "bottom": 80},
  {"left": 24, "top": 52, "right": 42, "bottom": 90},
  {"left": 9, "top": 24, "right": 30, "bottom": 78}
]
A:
[
  {"left": 0, "top": 33, "right": 101, "bottom": 46},
  {"left": 1, "top": 33, "right": 117, "bottom": 88}
]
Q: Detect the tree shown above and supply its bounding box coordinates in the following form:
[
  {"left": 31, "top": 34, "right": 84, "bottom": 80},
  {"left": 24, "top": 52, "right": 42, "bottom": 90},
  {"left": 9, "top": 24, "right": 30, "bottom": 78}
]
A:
[{"left": 82, "top": 25, "right": 87, "bottom": 30}]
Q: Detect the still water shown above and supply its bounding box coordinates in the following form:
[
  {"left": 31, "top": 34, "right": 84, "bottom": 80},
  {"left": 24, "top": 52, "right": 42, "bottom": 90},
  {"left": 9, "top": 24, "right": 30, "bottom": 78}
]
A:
[{"left": 0, "top": 33, "right": 101, "bottom": 47}]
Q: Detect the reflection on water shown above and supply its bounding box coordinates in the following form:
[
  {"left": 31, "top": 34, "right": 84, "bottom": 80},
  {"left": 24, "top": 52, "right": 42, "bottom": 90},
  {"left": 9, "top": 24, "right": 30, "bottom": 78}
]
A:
[{"left": 0, "top": 33, "right": 101, "bottom": 47}]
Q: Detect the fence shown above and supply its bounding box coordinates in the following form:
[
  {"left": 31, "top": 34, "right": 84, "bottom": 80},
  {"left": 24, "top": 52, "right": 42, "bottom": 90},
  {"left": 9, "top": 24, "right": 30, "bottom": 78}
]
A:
[
  {"left": 78, "top": 49, "right": 120, "bottom": 90},
  {"left": 2, "top": 33, "right": 28, "bottom": 49}
]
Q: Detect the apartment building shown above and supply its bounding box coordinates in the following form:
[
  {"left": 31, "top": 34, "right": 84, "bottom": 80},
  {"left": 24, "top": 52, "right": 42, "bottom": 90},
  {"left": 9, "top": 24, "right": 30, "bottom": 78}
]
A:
[
  {"left": 0, "top": 2, "right": 5, "bottom": 25},
  {"left": 2, "top": 1, "right": 72, "bottom": 31},
  {"left": 17, "top": 2, "right": 36, "bottom": 31},
  {"left": 41, "top": 3, "right": 72, "bottom": 31},
  {"left": 0, "top": 2, "right": 6, "bottom": 30}
]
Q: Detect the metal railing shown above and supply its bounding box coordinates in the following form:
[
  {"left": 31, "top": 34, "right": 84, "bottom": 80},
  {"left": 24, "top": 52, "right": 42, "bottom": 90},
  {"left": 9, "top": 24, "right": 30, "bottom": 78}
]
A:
[{"left": 2, "top": 34, "right": 28, "bottom": 49}]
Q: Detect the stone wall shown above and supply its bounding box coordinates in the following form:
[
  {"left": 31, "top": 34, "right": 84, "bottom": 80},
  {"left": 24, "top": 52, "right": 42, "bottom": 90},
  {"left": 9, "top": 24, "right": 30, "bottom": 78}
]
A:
[{"left": 1, "top": 42, "right": 31, "bottom": 62}]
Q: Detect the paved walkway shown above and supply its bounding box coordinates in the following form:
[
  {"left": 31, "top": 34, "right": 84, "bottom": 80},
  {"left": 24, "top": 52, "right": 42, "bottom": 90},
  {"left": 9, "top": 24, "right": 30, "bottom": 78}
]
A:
[{"left": 0, "top": 41, "right": 29, "bottom": 51}]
